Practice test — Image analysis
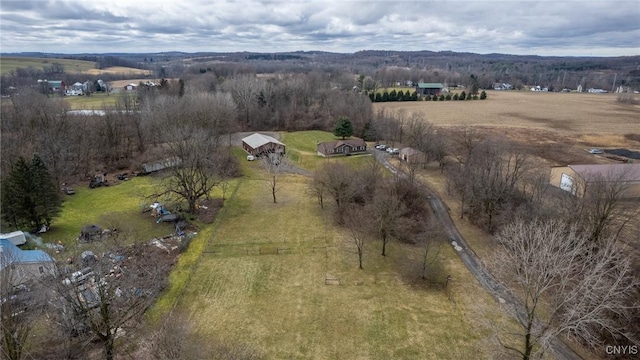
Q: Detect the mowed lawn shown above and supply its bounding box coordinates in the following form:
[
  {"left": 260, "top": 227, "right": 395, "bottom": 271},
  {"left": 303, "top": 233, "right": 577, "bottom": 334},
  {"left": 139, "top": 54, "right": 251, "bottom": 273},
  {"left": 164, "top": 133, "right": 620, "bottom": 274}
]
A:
[
  {"left": 176, "top": 173, "right": 513, "bottom": 359},
  {"left": 42, "top": 176, "right": 171, "bottom": 247},
  {"left": 375, "top": 91, "right": 640, "bottom": 135},
  {"left": 282, "top": 130, "right": 374, "bottom": 171}
]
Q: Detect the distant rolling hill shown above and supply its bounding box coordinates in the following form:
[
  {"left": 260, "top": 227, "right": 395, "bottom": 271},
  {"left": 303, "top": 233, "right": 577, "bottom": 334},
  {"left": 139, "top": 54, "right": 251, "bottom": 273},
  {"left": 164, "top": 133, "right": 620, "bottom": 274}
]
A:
[{"left": 0, "top": 56, "right": 150, "bottom": 75}]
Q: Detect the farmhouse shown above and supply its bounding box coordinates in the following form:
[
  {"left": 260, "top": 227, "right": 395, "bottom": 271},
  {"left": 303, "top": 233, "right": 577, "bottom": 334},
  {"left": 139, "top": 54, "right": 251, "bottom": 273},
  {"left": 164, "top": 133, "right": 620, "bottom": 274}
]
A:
[
  {"left": 242, "top": 133, "right": 286, "bottom": 156},
  {"left": 415, "top": 82, "right": 443, "bottom": 96},
  {"left": 399, "top": 147, "right": 425, "bottom": 164},
  {"left": 124, "top": 83, "right": 138, "bottom": 91},
  {"left": 549, "top": 163, "right": 640, "bottom": 197},
  {"left": 317, "top": 138, "right": 367, "bottom": 157},
  {"left": 1, "top": 239, "right": 55, "bottom": 286}
]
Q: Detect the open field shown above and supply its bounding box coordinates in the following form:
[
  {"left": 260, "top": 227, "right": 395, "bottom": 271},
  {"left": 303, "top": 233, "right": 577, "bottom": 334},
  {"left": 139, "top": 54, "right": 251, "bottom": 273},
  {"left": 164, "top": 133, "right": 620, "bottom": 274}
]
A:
[
  {"left": 85, "top": 67, "right": 151, "bottom": 75},
  {"left": 375, "top": 91, "right": 640, "bottom": 135},
  {"left": 0, "top": 56, "right": 149, "bottom": 75},
  {"left": 173, "top": 176, "right": 518, "bottom": 359},
  {"left": 64, "top": 92, "right": 120, "bottom": 109},
  {"left": 0, "top": 56, "right": 97, "bottom": 74}
]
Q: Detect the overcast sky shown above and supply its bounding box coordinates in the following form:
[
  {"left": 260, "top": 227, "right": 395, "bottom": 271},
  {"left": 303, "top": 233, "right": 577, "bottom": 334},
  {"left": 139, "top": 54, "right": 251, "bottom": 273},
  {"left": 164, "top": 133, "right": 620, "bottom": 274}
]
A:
[{"left": 1, "top": 0, "right": 638, "bottom": 56}]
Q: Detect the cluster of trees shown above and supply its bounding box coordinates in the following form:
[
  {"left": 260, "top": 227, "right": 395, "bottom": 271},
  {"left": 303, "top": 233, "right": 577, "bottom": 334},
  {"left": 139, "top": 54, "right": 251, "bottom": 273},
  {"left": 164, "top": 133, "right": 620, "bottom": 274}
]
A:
[
  {"left": 309, "top": 160, "right": 434, "bottom": 269},
  {"left": 1, "top": 155, "right": 61, "bottom": 232},
  {"left": 356, "top": 111, "right": 639, "bottom": 357},
  {"left": 368, "top": 89, "right": 418, "bottom": 102}
]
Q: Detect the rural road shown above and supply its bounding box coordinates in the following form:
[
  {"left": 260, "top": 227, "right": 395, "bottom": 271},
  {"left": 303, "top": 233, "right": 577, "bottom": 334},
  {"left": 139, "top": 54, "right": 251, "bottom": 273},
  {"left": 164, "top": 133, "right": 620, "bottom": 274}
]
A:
[{"left": 369, "top": 149, "right": 583, "bottom": 360}]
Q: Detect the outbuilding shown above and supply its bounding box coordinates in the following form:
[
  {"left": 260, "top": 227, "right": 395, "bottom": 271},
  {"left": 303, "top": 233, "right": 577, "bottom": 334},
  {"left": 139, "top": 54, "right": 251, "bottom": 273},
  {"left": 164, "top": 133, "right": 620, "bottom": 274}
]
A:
[
  {"left": 399, "top": 147, "right": 425, "bottom": 164},
  {"left": 1, "top": 239, "right": 55, "bottom": 286},
  {"left": 415, "top": 82, "right": 444, "bottom": 97},
  {"left": 242, "top": 133, "right": 286, "bottom": 157},
  {"left": 549, "top": 163, "right": 640, "bottom": 197}
]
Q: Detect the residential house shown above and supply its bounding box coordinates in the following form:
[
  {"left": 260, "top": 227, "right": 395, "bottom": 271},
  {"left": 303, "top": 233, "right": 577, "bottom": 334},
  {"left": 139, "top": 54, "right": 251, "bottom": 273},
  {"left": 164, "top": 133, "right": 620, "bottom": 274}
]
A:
[
  {"left": 549, "top": 163, "right": 640, "bottom": 197},
  {"left": 1, "top": 239, "right": 55, "bottom": 286},
  {"left": 124, "top": 83, "right": 138, "bottom": 91},
  {"left": 242, "top": 133, "right": 286, "bottom": 156},
  {"left": 399, "top": 147, "right": 425, "bottom": 164},
  {"left": 415, "top": 83, "right": 443, "bottom": 97},
  {"left": 493, "top": 83, "right": 513, "bottom": 91},
  {"left": 317, "top": 138, "right": 367, "bottom": 157}
]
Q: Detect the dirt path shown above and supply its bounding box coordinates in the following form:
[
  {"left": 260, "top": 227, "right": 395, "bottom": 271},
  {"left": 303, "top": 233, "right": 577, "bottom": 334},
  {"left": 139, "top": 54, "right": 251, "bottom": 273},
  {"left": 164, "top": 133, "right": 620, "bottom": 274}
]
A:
[{"left": 369, "top": 149, "right": 583, "bottom": 360}]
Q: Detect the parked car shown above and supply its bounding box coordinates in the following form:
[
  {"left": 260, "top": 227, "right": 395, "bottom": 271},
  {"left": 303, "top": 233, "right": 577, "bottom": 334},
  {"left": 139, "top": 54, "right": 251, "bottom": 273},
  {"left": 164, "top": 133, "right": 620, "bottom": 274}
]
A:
[
  {"left": 391, "top": 148, "right": 400, "bottom": 154},
  {"left": 376, "top": 144, "right": 388, "bottom": 150},
  {"left": 63, "top": 187, "right": 75, "bottom": 195},
  {"left": 247, "top": 155, "right": 256, "bottom": 161},
  {"left": 589, "top": 148, "right": 604, "bottom": 154}
]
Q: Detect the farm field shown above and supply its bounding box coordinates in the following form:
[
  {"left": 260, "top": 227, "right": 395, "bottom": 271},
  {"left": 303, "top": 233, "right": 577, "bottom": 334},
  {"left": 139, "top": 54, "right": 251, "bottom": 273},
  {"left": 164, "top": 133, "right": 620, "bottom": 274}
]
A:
[
  {"left": 375, "top": 91, "right": 640, "bottom": 136},
  {"left": 0, "top": 56, "right": 149, "bottom": 75},
  {"left": 149, "top": 136, "right": 520, "bottom": 359},
  {"left": 64, "top": 92, "right": 121, "bottom": 109}
]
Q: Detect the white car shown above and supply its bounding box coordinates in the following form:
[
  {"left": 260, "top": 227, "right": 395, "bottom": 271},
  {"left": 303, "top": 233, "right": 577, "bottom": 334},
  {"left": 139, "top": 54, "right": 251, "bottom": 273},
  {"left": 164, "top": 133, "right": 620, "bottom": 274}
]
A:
[
  {"left": 589, "top": 148, "right": 603, "bottom": 154},
  {"left": 247, "top": 155, "right": 256, "bottom": 161}
]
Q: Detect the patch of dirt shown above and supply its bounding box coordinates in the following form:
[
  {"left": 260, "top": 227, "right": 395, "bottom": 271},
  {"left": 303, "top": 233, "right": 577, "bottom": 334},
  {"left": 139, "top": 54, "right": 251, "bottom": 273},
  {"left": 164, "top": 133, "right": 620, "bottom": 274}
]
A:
[{"left": 196, "top": 198, "right": 224, "bottom": 224}]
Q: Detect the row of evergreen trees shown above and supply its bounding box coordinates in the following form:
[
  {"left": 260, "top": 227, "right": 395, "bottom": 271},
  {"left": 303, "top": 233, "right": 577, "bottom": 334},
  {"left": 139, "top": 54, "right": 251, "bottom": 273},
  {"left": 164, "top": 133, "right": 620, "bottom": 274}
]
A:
[
  {"left": 368, "top": 90, "right": 487, "bottom": 102},
  {"left": 368, "top": 89, "right": 419, "bottom": 102},
  {"left": 424, "top": 90, "right": 487, "bottom": 101}
]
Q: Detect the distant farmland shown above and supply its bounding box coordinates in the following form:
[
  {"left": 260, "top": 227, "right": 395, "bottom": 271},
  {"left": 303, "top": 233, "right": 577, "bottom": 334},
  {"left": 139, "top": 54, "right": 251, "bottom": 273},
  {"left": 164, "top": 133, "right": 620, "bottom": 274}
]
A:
[
  {"left": 375, "top": 91, "right": 640, "bottom": 135},
  {"left": 0, "top": 56, "right": 149, "bottom": 75}
]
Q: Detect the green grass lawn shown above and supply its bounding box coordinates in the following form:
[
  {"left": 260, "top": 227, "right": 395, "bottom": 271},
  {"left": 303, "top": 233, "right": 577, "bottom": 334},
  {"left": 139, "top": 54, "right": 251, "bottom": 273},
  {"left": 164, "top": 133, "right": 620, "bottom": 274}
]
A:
[
  {"left": 64, "top": 92, "right": 120, "bottom": 109},
  {"left": 42, "top": 176, "right": 172, "bottom": 248},
  {"left": 281, "top": 130, "right": 374, "bottom": 171},
  {"left": 0, "top": 56, "right": 97, "bottom": 74}
]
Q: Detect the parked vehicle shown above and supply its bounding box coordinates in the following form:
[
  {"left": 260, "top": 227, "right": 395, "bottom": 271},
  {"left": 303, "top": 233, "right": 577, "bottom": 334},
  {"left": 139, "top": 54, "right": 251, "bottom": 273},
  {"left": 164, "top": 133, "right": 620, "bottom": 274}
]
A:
[
  {"left": 589, "top": 148, "right": 604, "bottom": 154},
  {"left": 247, "top": 155, "right": 256, "bottom": 161},
  {"left": 376, "top": 144, "right": 388, "bottom": 150}
]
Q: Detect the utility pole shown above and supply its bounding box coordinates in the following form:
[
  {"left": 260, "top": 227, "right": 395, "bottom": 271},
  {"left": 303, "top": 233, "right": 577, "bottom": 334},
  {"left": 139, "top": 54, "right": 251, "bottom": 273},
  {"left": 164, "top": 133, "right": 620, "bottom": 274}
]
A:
[{"left": 611, "top": 73, "right": 617, "bottom": 93}]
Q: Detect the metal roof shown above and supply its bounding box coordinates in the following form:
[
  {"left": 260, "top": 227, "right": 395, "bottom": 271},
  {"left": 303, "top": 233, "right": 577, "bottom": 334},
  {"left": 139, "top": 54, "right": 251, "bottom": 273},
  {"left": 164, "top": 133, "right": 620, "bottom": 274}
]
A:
[
  {"left": 417, "top": 82, "right": 443, "bottom": 88},
  {"left": 568, "top": 163, "right": 640, "bottom": 182},
  {"left": 242, "top": 133, "right": 284, "bottom": 149},
  {"left": 1, "top": 239, "right": 54, "bottom": 271}
]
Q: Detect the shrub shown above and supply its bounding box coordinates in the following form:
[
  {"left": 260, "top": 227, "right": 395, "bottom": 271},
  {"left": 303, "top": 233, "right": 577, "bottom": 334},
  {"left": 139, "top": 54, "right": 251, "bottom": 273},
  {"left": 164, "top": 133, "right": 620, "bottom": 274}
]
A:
[
  {"left": 459, "top": 91, "right": 466, "bottom": 100},
  {"left": 453, "top": 93, "right": 459, "bottom": 100},
  {"left": 480, "top": 90, "right": 487, "bottom": 100},
  {"left": 445, "top": 93, "right": 452, "bottom": 100}
]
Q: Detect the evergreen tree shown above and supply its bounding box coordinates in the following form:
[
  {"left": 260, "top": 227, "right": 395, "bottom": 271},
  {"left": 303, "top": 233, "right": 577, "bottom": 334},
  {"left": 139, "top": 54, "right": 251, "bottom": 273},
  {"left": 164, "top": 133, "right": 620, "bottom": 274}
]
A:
[
  {"left": 445, "top": 93, "right": 452, "bottom": 100},
  {"left": 480, "top": 90, "right": 487, "bottom": 100},
  {"left": 369, "top": 93, "right": 375, "bottom": 102},
  {"left": 397, "top": 90, "right": 404, "bottom": 101},
  {"left": 333, "top": 116, "right": 354, "bottom": 139},
  {"left": 381, "top": 91, "right": 389, "bottom": 102},
  {"left": 459, "top": 91, "right": 466, "bottom": 100},
  {"left": 439, "top": 94, "right": 445, "bottom": 101},
  {"left": 389, "top": 90, "right": 397, "bottom": 101},
  {"left": 453, "top": 93, "right": 459, "bottom": 100},
  {"left": 178, "top": 79, "right": 185, "bottom": 97},
  {"left": 411, "top": 91, "right": 418, "bottom": 101},
  {"left": 375, "top": 93, "right": 382, "bottom": 102},
  {"left": 1, "top": 155, "right": 61, "bottom": 231}
]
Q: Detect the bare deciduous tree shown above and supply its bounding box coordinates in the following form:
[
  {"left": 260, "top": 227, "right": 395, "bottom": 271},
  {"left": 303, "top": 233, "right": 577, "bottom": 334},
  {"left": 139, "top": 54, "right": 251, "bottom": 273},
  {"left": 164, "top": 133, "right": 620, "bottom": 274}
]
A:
[
  {"left": 492, "top": 219, "right": 638, "bottom": 360},
  {"left": 260, "top": 153, "right": 290, "bottom": 203},
  {"left": 50, "top": 241, "right": 172, "bottom": 360},
  {"left": 343, "top": 204, "right": 369, "bottom": 269}
]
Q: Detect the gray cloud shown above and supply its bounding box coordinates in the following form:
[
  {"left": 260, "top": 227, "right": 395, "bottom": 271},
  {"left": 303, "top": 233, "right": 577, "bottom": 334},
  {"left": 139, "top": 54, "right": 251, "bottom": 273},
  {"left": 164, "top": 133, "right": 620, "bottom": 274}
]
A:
[{"left": 0, "top": 0, "right": 638, "bottom": 55}]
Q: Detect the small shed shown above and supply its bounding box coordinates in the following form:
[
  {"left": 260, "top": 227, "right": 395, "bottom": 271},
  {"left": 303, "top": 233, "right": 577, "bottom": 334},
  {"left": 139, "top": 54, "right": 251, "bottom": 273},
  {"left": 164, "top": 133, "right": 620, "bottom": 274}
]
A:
[
  {"left": 399, "top": 147, "right": 425, "bottom": 164},
  {"left": 242, "top": 133, "right": 286, "bottom": 157}
]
